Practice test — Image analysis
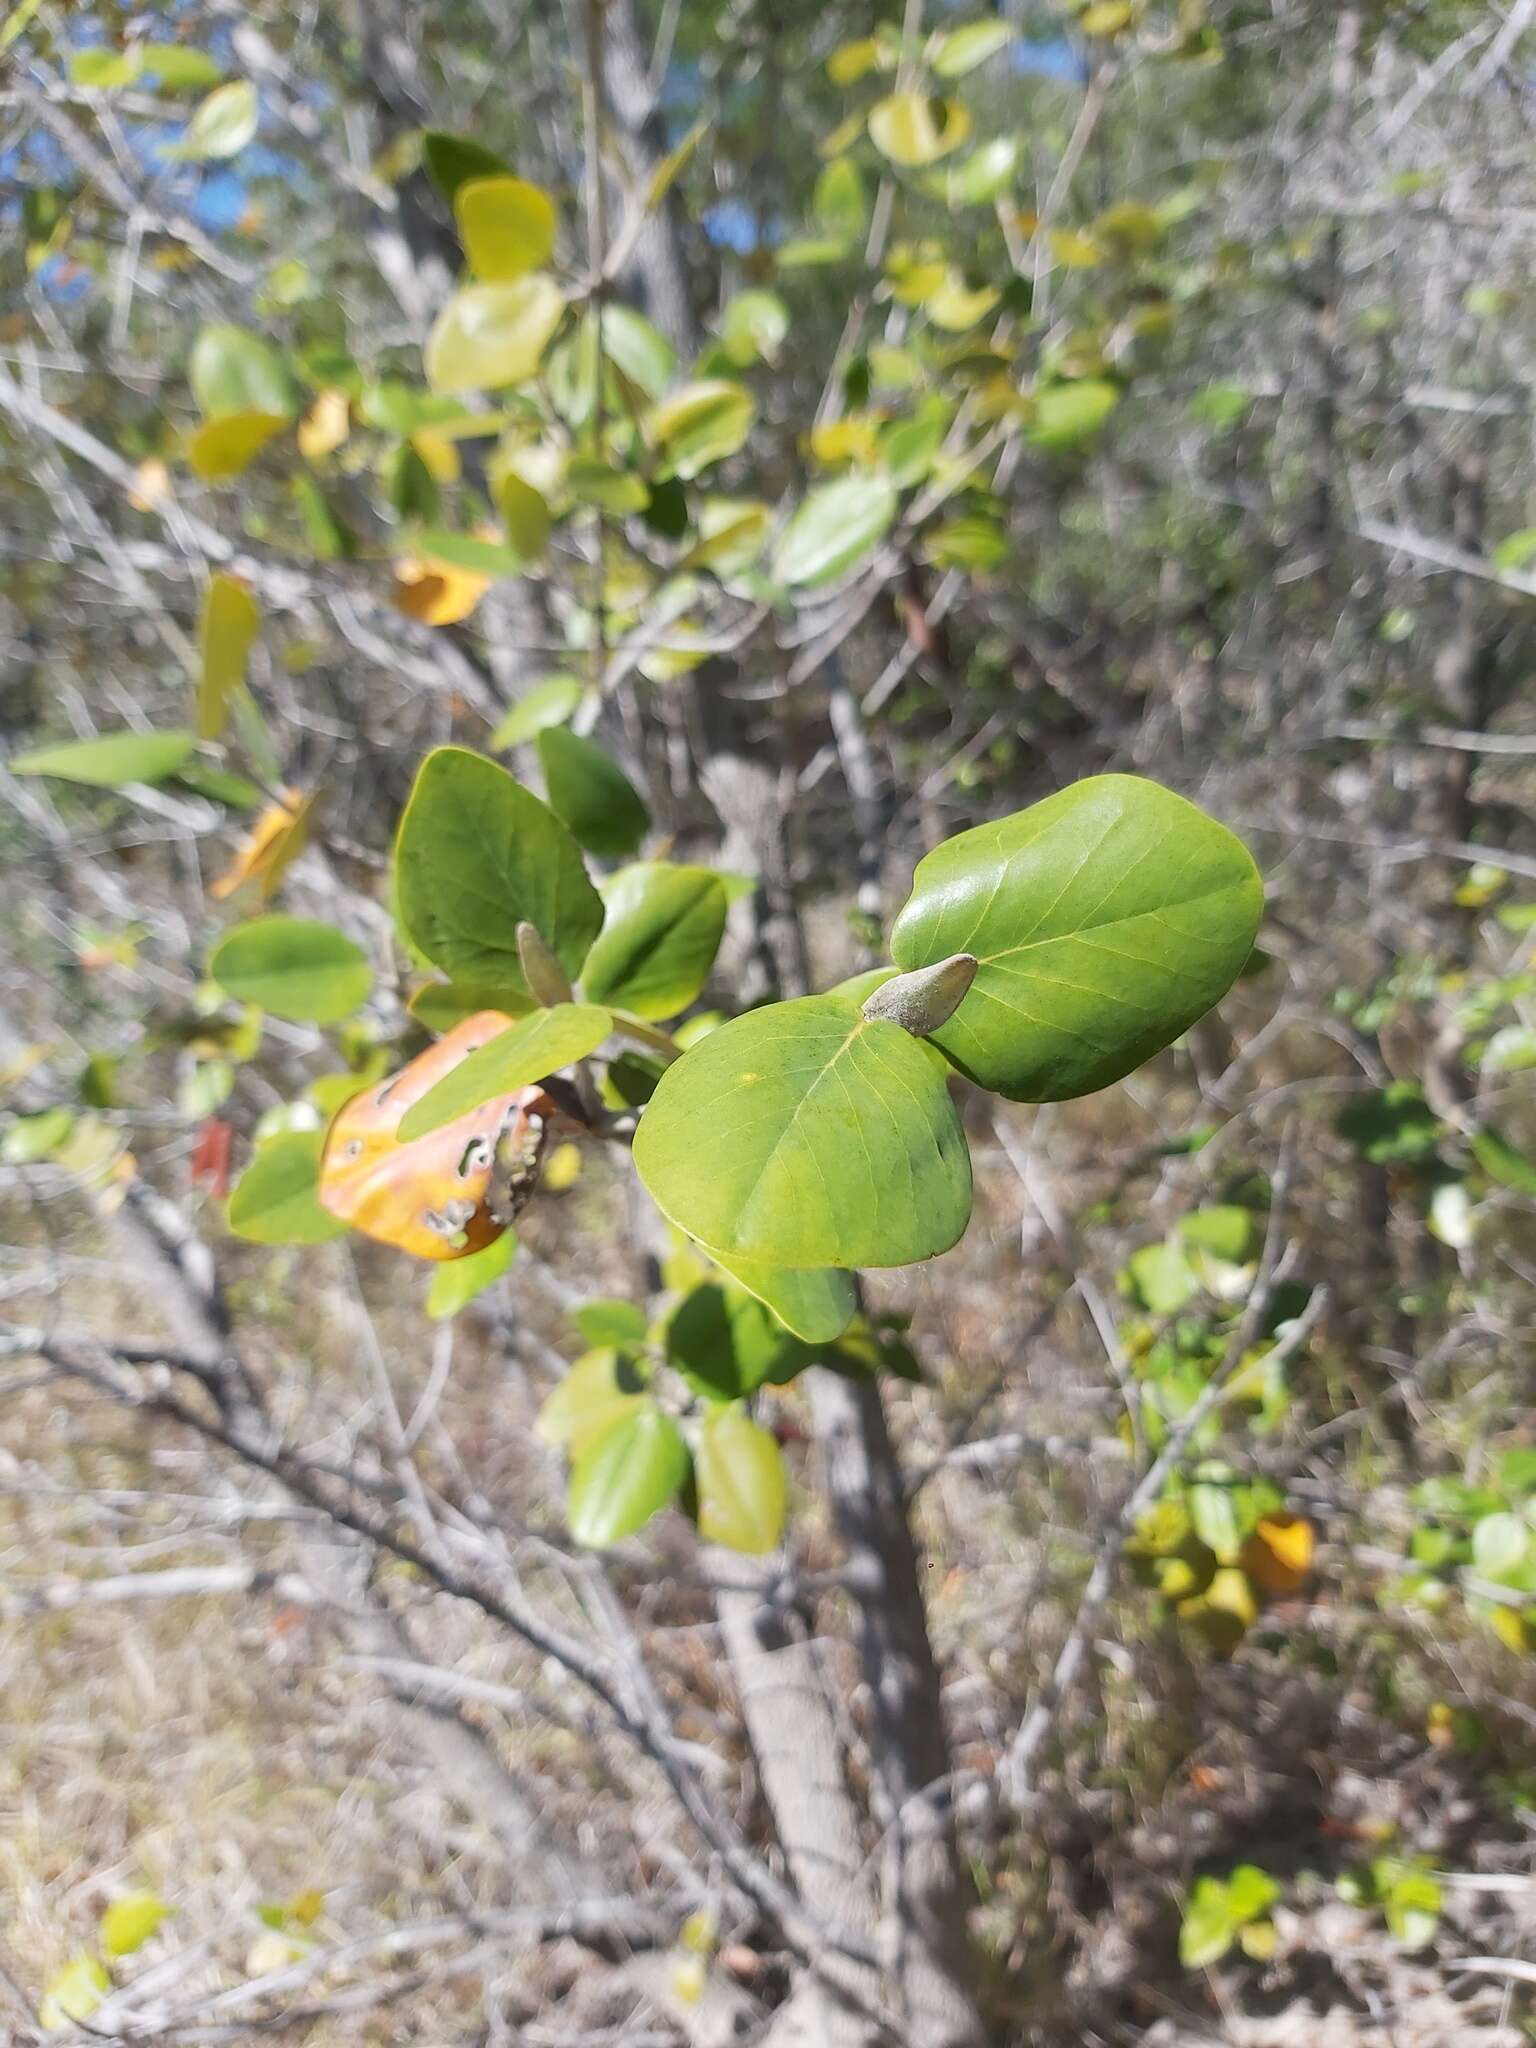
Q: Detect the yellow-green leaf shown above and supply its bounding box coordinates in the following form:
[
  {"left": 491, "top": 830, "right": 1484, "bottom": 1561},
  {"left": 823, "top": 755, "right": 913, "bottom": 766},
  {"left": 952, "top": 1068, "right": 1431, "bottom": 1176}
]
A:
[
  {"left": 186, "top": 411, "right": 286, "bottom": 482},
  {"left": 696, "top": 1408, "right": 787, "bottom": 1553},
  {"left": 166, "top": 78, "right": 258, "bottom": 160},
  {"left": 646, "top": 380, "right": 756, "bottom": 480},
  {"left": 196, "top": 572, "right": 260, "bottom": 740},
  {"left": 868, "top": 94, "right": 972, "bottom": 168},
  {"left": 101, "top": 1890, "right": 168, "bottom": 1958},
  {"left": 454, "top": 175, "right": 558, "bottom": 281},
  {"left": 425, "top": 277, "right": 566, "bottom": 394}
]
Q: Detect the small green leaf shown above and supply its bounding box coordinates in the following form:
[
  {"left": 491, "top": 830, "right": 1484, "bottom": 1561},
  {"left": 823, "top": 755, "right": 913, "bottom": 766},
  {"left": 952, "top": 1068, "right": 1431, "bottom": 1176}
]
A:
[
  {"left": 1, "top": 1107, "right": 74, "bottom": 1165},
  {"left": 773, "top": 475, "right": 897, "bottom": 587},
  {"left": 537, "top": 1348, "right": 649, "bottom": 1458},
  {"left": 491, "top": 675, "right": 584, "bottom": 749},
  {"left": 209, "top": 917, "right": 372, "bottom": 1024},
  {"left": 696, "top": 1408, "right": 787, "bottom": 1553},
  {"left": 667, "top": 1283, "right": 805, "bottom": 1399},
  {"left": 11, "top": 728, "right": 197, "bottom": 789},
  {"left": 454, "top": 175, "right": 557, "bottom": 280},
  {"left": 496, "top": 472, "right": 553, "bottom": 563},
  {"left": 868, "top": 92, "right": 971, "bottom": 167},
  {"left": 1125, "top": 1238, "right": 1200, "bottom": 1315},
  {"left": 166, "top": 78, "right": 257, "bottom": 160},
  {"left": 427, "top": 1227, "right": 515, "bottom": 1319},
  {"left": 537, "top": 727, "right": 649, "bottom": 860},
  {"left": 929, "top": 20, "right": 1015, "bottom": 76},
  {"left": 601, "top": 304, "right": 678, "bottom": 399},
  {"left": 719, "top": 290, "right": 789, "bottom": 367},
  {"left": 1471, "top": 1124, "right": 1536, "bottom": 1197},
  {"left": 1473, "top": 1510, "right": 1529, "bottom": 1577},
  {"left": 196, "top": 572, "right": 260, "bottom": 741},
  {"left": 424, "top": 277, "right": 565, "bottom": 393},
  {"left": 813, "top": 157, "right": 869, "bottom": 241},
  {"left": 948, "top": 135, "right": 1020, "bottom": 205},
  {"left": 634, "top": 994, "right": 972, "bottom": 1269},
  {"left": 39, "top": 1954, "right": 111, "bottom": 2030},
  {"left": 397, "top": 1004, "right": 611, "bottom": 1138},
  {"left": 413, "top": 528, "right": 526, "bottom": 577},
  {"left": 189, "top": 324, "right": 299, "bottom": 420},
  {"left": 567, "top": 1401, "right": 690, "bottom": 1547},
  {"left": 423, "top": 131, "right": 511, "bottom": 202},
  {"left": 572, "top": 1299, "right": 649, "bottom": 1347},
  {"left": 228, "top": 1129, "right": 348, "bottom": 1245},
  {"left": 580, "top": 863, "right": 727, "bottom": 1020},
  {"left": 1179, "top": 1877, "right": 1236, "bottom": 1970},
  {"left": 101, "top": 1890, "right": 168, "bottom": 1958},
  {"left": 1029, "top": 379, "right": 1120, "bottom": 450},
  {"left": 701, "top": 1248, "right": 857, "bottom": 1343},
  {"left": 646, "top": 379, "right": 756, "bottom": 479},
  {"left": 141, "top": 44, "right": 223, "bottom": 89},
  {"left": 1178, "top": 1205, "right": 1253, "bottom": 1262},
  {"left": 393, "top": 747, "right": 604, "bottom": 993},
  {"left": 889, "top": 775, "right": 1263, "bottom": 1103},
  {"left": 1337, "top": 1084, "right": 1442, "bottom": 1165},
  {"left": 186, "top": 410, "right": 287, "bottom": 481}
]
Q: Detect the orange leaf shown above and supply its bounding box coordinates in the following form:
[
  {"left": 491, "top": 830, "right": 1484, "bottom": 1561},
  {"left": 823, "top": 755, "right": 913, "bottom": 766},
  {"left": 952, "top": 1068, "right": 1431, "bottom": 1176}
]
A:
[
  {"left": 1240, "top": 1511, "right": 1315, "bottom": 1596},
  {"left": 393, "top": 554, "right": 489, "bottom": 626},
  {"left": 318, "top": 1012, "right": 556, "bottom": 1259},
  {"left": 210, "top": 787, "right": 317, "bottom": 902}
]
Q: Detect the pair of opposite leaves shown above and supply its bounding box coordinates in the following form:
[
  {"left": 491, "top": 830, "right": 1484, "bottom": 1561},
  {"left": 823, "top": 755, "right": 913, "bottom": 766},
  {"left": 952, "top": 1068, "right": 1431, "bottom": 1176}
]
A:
[{"left": 317, "top": 774, "right": 1261, "bottom": 1283}]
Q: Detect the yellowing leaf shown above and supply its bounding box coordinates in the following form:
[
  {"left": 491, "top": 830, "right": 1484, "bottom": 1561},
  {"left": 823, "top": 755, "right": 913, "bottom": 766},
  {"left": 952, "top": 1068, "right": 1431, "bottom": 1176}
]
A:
[
  {"left": 808, "top": 414, "right": 882, "bottom": 466},
  {"left": 101, "top": 1889, "right": 168, "bottom": 1958},
  {"left": 1048, "top": 228, "right": 1103, "bottom": 269},
  {"left": 196, "top": 571, "right": 259, "bottom": 740},
  {"left": 924, "top": 275, "right": 1001, "bottom": 331},
  {"left": 1081, "top": 1, "right": 1135, "bottom": 33},
  {"left": 393, "top": 554, "right": 492, "bottom": 626},
  {"left": 411, "top": 426, "right": 462, "bottom": 484},
  {"left": 826, "top": 37, "right": 882, "bottom": 84},
  {"left": 210, "top": 787, "right": 317, "bottom": 902},
  {"left": 424, "top": 276, "right": 566, "bottom": 393},
  {"left": 454, "top": 175, "right": 558, "bottom": 280},
  {"left": 543, "top": 1139, "right": 582, "bottom": 1191},
  {"left": 1241, "top": 1512, "right": 1314, "bottom": 1596},
  {"left": 297, "top": 387, "right": 350, "bottom": 460},
  {"left": 186, "top": 410, "right": 286, "bottom": 482},
  {"left": 868, "top": 94, "right": 971, "bottom": 168},
  {"left": 39, "top": 1954, "right": 110, "bottom": 2030}
]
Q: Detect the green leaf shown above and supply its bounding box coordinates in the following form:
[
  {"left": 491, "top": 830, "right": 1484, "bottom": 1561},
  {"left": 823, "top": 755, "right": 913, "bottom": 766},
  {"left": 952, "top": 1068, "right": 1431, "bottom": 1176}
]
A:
[
  {"left": 1178, "top": 1205, "right": 1253, "bottom": 1262},
  {"left": 536, "top": 1348, "right": 649, "bottom": 1458},
  {"left": 11, "top": 728, "right": 196, "bottom": 789},
  {"left": 566, "top": 1401, "right": 690, "bottom": 1547},
  {"left": 1225, "top": 1866, "right": 1280, "bottom": 1923},
  {"left": 413, "top": 528, "right": 526, "bottom": 577},
  {"left": 868, "top": 92, "right": 971, "bottom": 167},
  {"left": 228, "top": 1129, "right": 348, "bottom": 1245},
  {"left": 393, "top": 747, "right": 604, "bottom": 993},
  {"left": 101, "top": 1890, "right": 168, "bottom": 1958},
  {"left": 186, "top": 410, "right": 287, "bottom": 481},
  {"left": 141, "top": 44, "right": 224, "bottom": 89},
  {"left": 696, "top": 1408, "right": 787, "bottom": 1553},
  {"left": 495, "top": 472, "right": 553, "bottom": 563},
  {"left": 454, "top": 175, "right": 557, "bottom": 280},
  {"left": 166, "top": 78, "right": 257, "bottom": 160},
  {"left": 924, "top": 512, "right": 1007, "bottom": 572},
  {"left": 491, "top": 676, "right": 585, "bottom": 749},
  {"left": 1336, "top": 1084, "right": 1443, "bottom": 1165},
  {"left": 601, "top": 305, "right": 678, "bottom": 400},
  {"left": 1126, "top": 1238, "right": 1199, "bottom": 1314},
  {"left": 1493, "top": 529, "right": 1536, "bottom": 573},
  {"left": 646, "top": 379, "right": 756, "bottom": 479},
  {"left": 1473, "top": 1510, "right": 1529, "bottom": 1577},
  {"left": 1030, "top": 379, "right": 1120, "bottom": 449},
  {"left": 196, "top": 572, "right": 260, "bottom": 740},
  {"left": 427, "top": 1227, "right": 515, "bottom": 1319},
  {"left": 71, "top": 47, "right": 143, "bottom": 87},
  {"left": 773, "top": 475, "right": 897, "bottom": 587},
  {"left": 813, "top": 157, "right": 869, "bottom": 242},
  {"left": 537, "top": 727, "right": 649, "bottom": 860},
  {"left": 948, "top": 135, "right": 1020, "bottom": 205},
  {"left": 209, "top": 917, "right": 372, "bottom": 1024},
  {"left": 572, "top": 1299, "right": 649, "bottom": 1347},
  {"left": 889, "top": 776, "right": 1262, "bottom": 1103},
  {"left": 634, "top": 993, "right": 972, "bottom": 1269},
  {"left": 1, "top": 1107, "right": 75, "bottom": 1164},
  {"left": 667, "top": 1282, "right": 805, "bottom": 1398},
  {"left": 929, "top": 20, "right": 1015, "bottom": 76},
  {"left": 1471, "top": 1124, "right": 1536, "bottom": 1196},
  {"left": 397, "top": 1003, "right": 612, "bottom": 1138},
  {"left": 424, "top": 277, "right": 566, "bottom": 393},
  {"left": 1188, "top": 1475, "right": 1242, "bottom": 1560},
  {"left": 423, "top": 131, "right": 511, "bottom": 202},
  {"left": 580, "top": 863, "right": 728, "bottom": 1019},
  {"left": 701, "top": 1247, "right": 857, "bottom": 1344},
  {"left": 1179, "top": 1877, "right": 1236, "bottom": 1970},
  {"left": 719, "top": 290, "right": 789, "bottom": 367},
  {"left": 39, "top": 1954, "right": 111, "bottom": 2030},
  {"left": 189, "top": 324, "right": 299, "bottom": 420}
]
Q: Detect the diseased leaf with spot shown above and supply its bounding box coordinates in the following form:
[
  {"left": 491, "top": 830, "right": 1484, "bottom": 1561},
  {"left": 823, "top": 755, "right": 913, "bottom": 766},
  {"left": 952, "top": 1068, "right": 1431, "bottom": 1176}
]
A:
[{"left": 890, "top": 775, "right": 1262, "bottom": 1102}]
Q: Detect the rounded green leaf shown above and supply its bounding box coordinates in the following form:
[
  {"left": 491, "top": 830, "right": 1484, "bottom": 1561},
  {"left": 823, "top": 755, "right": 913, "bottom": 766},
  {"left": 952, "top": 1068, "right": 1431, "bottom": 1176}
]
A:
[
  {"left": 868, "top": 93, "right": 971, "bottom": 167},
  {"left": 427, "top": 1226, "right": 515, "bottom": 1320},
  {"left": 393, "top": 747, "right": 604, "bottom": 992},
  {"left": 491, "top": 675, "right": 585, "bottom": 750},
  {"left": 141, "top": 45, "right": 224, "bottom": 90},
  {"left": 719, "top": 291, "right": 789, "bottom": 367},
  {"left": 1029, "top": 379, "right": 1120, "bottom": 450},
  {"left": 10, "top": 728, "right": 196, "bottom": 789},
  {"left": 814, "top": 157, "right": 869, "bottom": 242},
  {"left": 536, "top": 1348, "right": 649, "bottom": 1458},
  {"left": 454, "top": 175, "right": 558, "bottom": 280},
  {"left": 537, "top": 727, "right": 649, "bottom": 860},
  {"left": 646, "top": 379, "right": 756, "bottom": 480},
  {"left": 424, "top": 276, "right": 565, "bottom": 393},
  {"left": 929, "top": 20, "right": 1015, "bottom": 76},
  {"left": 773, "top": 475, "right": 897, "bottom": 587},
  {"left": 667, "top": 1282, "right": 805, "bottom": 1399},
  {"left": 701, "top": 1247, "right": 857, "bottom": 1344},
  {"left": 496, "top": 473, "right": 553, "bottom": 563},
  {"left": 189, "top": 324, "right": 299, "bottom": 420},
  {"left": 889, "top": 775, "right": 1263, "bottom": 1103},
  {"left": 567, "top": 1401, "right": 690, "bottom": 1548},
  {"left": 572, "top": 1299, "right": 649, "bottom": 1347},
  {"left": 948, "top": 135, "right": 1021, "bottom": 206},
  {"left": 39, "top": 1955, "right": 111, "bottom": 2030},
  {"left": 633, "top": 994, "right": 972, "bottom": 1270},
  {"left": 186, "top": 410, "right": 287, "bottom": 482},
  {"left": 601, "top": 304, "right": 678, "bottom": 400},
  {"left": 209, "top": 917, "right": 372, "bottom": 1024},
  {"left": 169, "top": 78, "right": 258, "bottom": 160},
  {"left": 228, "top": 1130, "right": 348, "bottom": 1245},
  {"left": 696, "top": 1409, "right": 787, "bottom": 1554},
  {"left": 398, "top": 1003, "right": 612, "bottom": 1139},
  {"left": 580, "top": 863, "right": 728, "bottom": 1020}
]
